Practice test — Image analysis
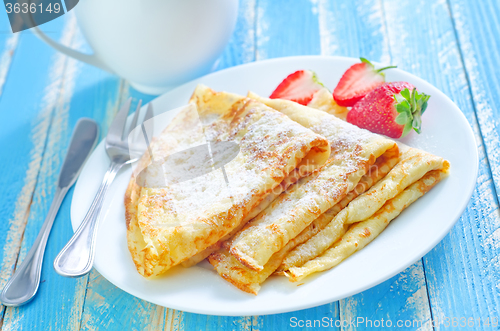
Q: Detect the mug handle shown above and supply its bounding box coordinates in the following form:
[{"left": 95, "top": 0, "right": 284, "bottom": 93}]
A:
[{"left": 31, "top": 25, "right": 114, "bottom": 74}]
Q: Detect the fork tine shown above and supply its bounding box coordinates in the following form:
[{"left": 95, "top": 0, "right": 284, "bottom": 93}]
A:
[
  {"left": 143, "top": 103, "right": 154, "bottom": 135},
  {"left": 144, "top": 103, "right": 154, "bottom": 123},
  {"left": 107, "top": 98, "right": 131, "bottom": 142},
  {"left": 126, "top": 99, "right": 142, "bottom": 138}
]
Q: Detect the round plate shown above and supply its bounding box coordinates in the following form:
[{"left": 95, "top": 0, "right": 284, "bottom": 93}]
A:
[{"left": 71, "top": 56, "right": 478, "bottom": 316}]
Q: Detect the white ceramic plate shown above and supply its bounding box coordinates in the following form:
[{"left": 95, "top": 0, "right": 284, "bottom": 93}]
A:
[{"left": 71, "top": 56, "right": 478, "bottom": 316}]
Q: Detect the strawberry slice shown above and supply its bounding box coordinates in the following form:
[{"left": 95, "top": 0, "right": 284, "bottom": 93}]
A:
[
  {"left": 346, "top": 81, "right": 430, "bottom": 139},
  {"left": 333, "top": 58, "right": 397, "bottom": 107},
  {"left": 270, "top": 70, "right": 324, "bottom": 105}
]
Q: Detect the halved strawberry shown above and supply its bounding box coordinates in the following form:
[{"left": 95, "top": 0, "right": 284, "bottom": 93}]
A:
[
  {"left": 333, "top": 58, "right": 397, "bottom": 107},
  {"left": 270, "top": 70, "right": 324, "bottom": 105},
  {"left": 346, "top": 81, "right": 430, "bottom": 139}
]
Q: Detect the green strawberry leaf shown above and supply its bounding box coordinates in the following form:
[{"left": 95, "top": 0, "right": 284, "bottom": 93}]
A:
[
  {"left": 400, "top": 88, "right": 411, "bottom": 102},
  {"left": 359, "top": 57, "right": 374, "bottom": 68},
  {"left": 395, "top": 87, "right": 431, "bottom": 138},
  {"left": 410, "top": 88, "right": 417, "bottom": 110},
  {"left": 396, "top": 101, "right": 410, "bottom": 113},
  {"left": 402, "top": 121, "right": 413, "bottom": 137},
  {"left": 412, "top": 113, "right": 422, "bottom": 133},
  {"left": 394, "top": 94, "right": 407, "bottom": 105},
  {"left": 395, "top": 112, "right": 409, "bottom": 125},
  {"left": 421, "top": 95, "right": 430, "bottom": 114}
]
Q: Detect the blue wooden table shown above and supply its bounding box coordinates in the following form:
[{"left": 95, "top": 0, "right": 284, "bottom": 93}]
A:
[{"left": 1, "top": 1, "right": 499, "bottom": 330}]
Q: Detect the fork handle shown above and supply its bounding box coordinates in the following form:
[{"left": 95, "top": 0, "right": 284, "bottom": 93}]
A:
[{"left": 53, "top": 161, "right": 124, "bottom": 277}]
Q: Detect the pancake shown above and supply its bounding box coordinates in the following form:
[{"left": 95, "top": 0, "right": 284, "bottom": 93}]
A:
[
  {"left": 285, "top": 167, "right": 449, "bottom": 282},
  {"left": 181, "top": 166, "right": 306, "bottom": 268},
  {"left": 273, "top": 91, "right": 450, "bottom": 281},
  {"left": 207, "top": 153, "right": 396, "bottom": 294},
  {"left": 280, "top": 145, "right": 449, "bottom": 273},
  {"left": 125, "top": 85, "right": 331, "bottom": 277},
  {"left": 307, "top": 87, "right": 348, "bottom": 120},
  {"left": 225, "top": 93, "right": 399, "bottom": 272}
]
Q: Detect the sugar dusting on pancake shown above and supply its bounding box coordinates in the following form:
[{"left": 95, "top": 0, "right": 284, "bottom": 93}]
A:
[
  {"left": 226, "top": 93, "right": 399, "bottom": 272},
  {"left": 125, "top": 85, "right": 331, "bottom": 277}
]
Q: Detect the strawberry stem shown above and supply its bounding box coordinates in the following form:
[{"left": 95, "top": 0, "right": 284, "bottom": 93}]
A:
[
  {"left": 375, "top": 65, "right": 397, "bottom": 73},
  {"left": 359, "top": 57, "right": 397, "bottom": 73}
]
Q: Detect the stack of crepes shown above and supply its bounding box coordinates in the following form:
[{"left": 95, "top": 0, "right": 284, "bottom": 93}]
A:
[
  {"left": 125, "top": 85, "right": 449, "bottom": 295},
  {"left": 126, "top": 85, "right": 331, "bottom": 277}
]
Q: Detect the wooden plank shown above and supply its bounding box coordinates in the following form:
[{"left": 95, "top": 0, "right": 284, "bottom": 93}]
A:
[
  {"left": 0, "top": 15, "right": 20, "bottom": 326},
  {"left": 0, "top": 32, "right": 19, "bottom": 97},
  {"left": 0, "top": 15, "right": 70, "bottom": 328},
  {"left": 316, "top": 0, "right": 390, "bottom": 62},
  {"left": 0, "top": 14, "right": 110, "bottom": 331},
  {"left": 80, "top": 270, "right": 165, "bottom": 331},
  {"left": 255, "top": 0, "right": 320, "bottom": 60},
  {"left": 381, "top": 0, "right": 500, "bottom": 330},
  {"left": 181, "top": 313, "right": 252, "bottom": 331},
  {"left": 216, "top": 0, "right": 256, "bottom": 69},
  {"left": 254, "top": 303, "right": 338, "bottom": 331},
  {"left": 449, "top": 0, "right": 500, "bottom": 203},
  {"left": 340, "top": 261, "right": 432, "bottom": 331}
]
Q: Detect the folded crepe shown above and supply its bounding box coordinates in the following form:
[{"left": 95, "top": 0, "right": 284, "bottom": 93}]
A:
[
  {"left": 307, "top": 87, "right": 348, "bottom": 120},
  {"left": 271, "top": 90, "right": 450, "bottom": 281},
  {"left": 281, "top": 145, "right": 449, "bottom": 279},
  {"left": 285, "top": 159, "right": 449, "bottom": 281},
  {"left": 208, "top": 152, "right": 397, "bottom": 294},
  {"left": 125, "top": 85, "right": 331, "bottom": 277},
  {"left": 224, "top": 93, "right": 400, "bottom": 272},
  {"left": 208, "top": 93, "right": 449, "bottom": 293}
]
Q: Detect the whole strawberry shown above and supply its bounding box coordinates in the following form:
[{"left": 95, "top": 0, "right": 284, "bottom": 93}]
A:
[
  {"left": 270, "top": 70, "right": 324, "bottom": 105},
  {"left": 333, "top": 58, "right": 397, "bottom": 107},
  {"left": 346, "top": 81, "right": 430, "bottom": 139}
]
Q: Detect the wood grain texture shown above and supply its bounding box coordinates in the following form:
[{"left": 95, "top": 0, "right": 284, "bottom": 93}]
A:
[
  {"left": 217, "top": 0, "right": 256, "bottom": 69},
  {"left": 449, "top": 0, "right": 500, "bottom": 204},
  {"left": 316, "top": 0, "right": 390, "bottom": 63},
  {"left": 381, "top": 0, "right": 500, "bottom": 330},
  {"left": 1, "top": 14, "right": 119, "bottom": 331},
  {"left": 0, "top": 32, "right": 18, "bottom": 97},
  {"left": 255, "top": 0, "right": 320, "bottom": 60},
  {"left": 0, "top": 15, "right": 71, "bottom": 328},
  {"left": 254, "top": 303, "right": 339, "bottom": 331},
  {"left": 80, "top": 270, "right": 166, "bottom": 331},
  {"left": 340, "top": 261, "right": 432, "bottom": 331}
]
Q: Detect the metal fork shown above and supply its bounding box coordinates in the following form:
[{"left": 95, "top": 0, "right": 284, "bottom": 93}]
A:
[{"left": 53, "top": 99, "right": 153, "bottom": 277}]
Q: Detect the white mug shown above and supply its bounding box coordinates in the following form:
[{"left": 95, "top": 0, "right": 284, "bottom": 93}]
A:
[{"left": 34, "top": 0, "right": 239, "bottom": 94}]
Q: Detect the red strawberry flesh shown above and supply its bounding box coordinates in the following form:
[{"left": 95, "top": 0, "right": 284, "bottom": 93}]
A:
[
  {"left": 333, "top": 62, "right": 386, "bottom": 107},
  {"left": 270, "top": 70, "right": 323, "bottom": 105}
]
